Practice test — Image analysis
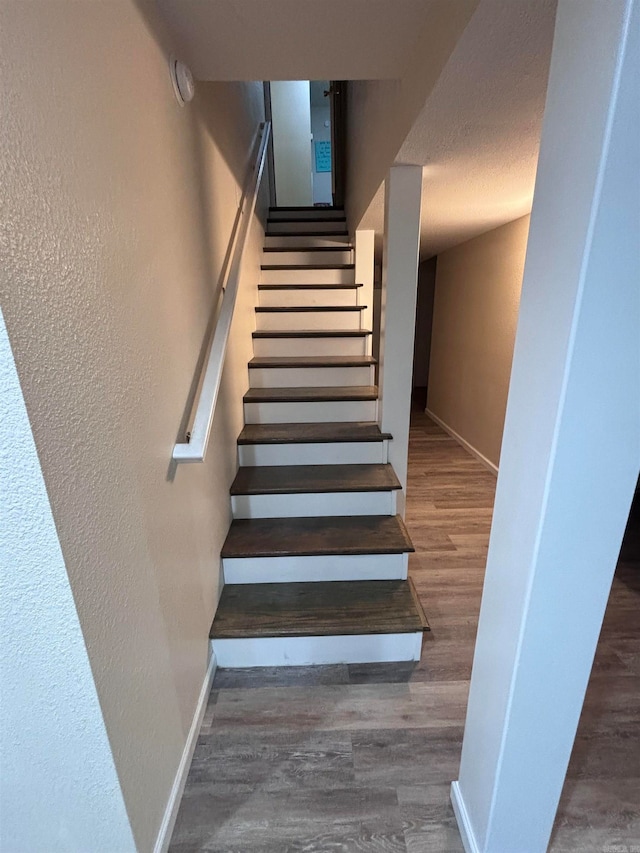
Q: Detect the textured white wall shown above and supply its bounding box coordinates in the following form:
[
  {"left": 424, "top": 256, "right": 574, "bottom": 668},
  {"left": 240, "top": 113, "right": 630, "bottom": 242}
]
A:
[
  {"left": 0, "top": 310, "right": 136, "bottom": 852},
  {"left": 0, "top": 1, "right": 265, "bottom": 849}
]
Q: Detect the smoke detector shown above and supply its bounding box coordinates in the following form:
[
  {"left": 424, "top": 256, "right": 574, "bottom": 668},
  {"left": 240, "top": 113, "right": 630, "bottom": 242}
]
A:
[{"left": 169, "top": 56, "right": 195, "bottom": 105}]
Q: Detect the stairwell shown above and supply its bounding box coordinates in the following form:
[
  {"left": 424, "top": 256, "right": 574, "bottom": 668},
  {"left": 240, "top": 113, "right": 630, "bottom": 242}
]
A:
[{"left": 209, "top": 206, "right": 429, "bottom": 667}]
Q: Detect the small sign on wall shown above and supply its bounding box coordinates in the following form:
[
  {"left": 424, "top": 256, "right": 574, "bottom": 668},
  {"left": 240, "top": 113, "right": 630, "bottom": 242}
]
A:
[{"left": 314, "top": 141, "right": 332, "bottom": 173}]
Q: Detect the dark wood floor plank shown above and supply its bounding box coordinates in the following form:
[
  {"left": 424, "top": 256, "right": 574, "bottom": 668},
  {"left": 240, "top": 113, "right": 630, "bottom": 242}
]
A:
[
  {"left": 170, "top": 786, "right": 404, "bottom": 852},
  {"left": 351, "top": 727, "right": 464, "bottom": 787},
  {"left": 237, "top": 421, "right": 391, "bottom": 445},
  {"left": 230, "top": 463, "right": 401, "bottom": 495},
  {"left": 209, "top": 665, "right": 351, "bottom": 691},
  {"left": 186, "top": 730, "right": 355, "bottom": 791},
  {"left": 222, "top": 515, "right": 414, "bottom": 559},
  {"left": 243, "top": 385, "right": 378, "bottom": 403},
  {"left": 210, "top": 581, "right": 425, "bottom": 639}
]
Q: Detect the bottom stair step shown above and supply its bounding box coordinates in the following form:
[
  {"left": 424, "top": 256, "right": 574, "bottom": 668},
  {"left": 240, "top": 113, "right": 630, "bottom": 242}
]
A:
[{"left": 210, "top": 580, "right": 429, "bottom": 667}]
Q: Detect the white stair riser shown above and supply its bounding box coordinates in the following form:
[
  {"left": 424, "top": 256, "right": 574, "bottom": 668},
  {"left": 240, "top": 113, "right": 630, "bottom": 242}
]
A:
[
  {"left": 244, "top": 399, "right": 377, "bottom": 424},
  {"left": 223, "top": 552, "right": 408, "bottom": 584},
  {"left": 260, "top": 267, "right": 355, "bottom": 285},
  {"left": 237, "top": 440, "right": 387, "bottom": 466},
  {"left": 253, "top": 337, "right": 368, "bottom": 357},
  {"left": 263, "top": 250, "right": 352, "bottom": 265},
  {"left": 231, "top": 490, "right": 396, "bottom": 518},
  {"left": 265, "top": 235, "right": 351, "bottom": 249},
  {"left": 269, "top": 209, "right": 346, "bottom": 221},
  {"left": 255, "top": 310, "right": 362, "bottom": 331},
  {"left": 259, "top": 288, "right": 358, "bottom": 308},
  {"left": 249, "top": 365, "right": 373, "bottom": 388},
  {"left": 211, "top": 632, "right": 422, "bottom": 667}
]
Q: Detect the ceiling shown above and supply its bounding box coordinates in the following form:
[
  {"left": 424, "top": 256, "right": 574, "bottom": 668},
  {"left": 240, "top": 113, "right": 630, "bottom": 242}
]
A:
[
  {"left": 156, "top": 0, "right": 558, "bottom": 259},
  {"left": 359, "top": 0, "right": 559, "bottom": 258},
  {"left": 156, "top": 0, "right": 448, "bottom": 81}
]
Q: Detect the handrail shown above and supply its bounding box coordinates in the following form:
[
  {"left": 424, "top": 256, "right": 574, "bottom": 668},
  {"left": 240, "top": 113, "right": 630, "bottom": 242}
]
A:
[{"left": 173, "top": 121, "right": 271, "bottom": 462}]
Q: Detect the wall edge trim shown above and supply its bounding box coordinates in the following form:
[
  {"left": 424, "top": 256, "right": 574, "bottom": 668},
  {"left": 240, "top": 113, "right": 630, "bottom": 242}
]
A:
[
  {"left": 451, "top": 781, "right": 481, "bottom": 853},
  {"left": 153, "top": 650, "right": 217, "bottom": 853},
  {"left": 425, "top": 408, "right": 499, "bottom": 476}
]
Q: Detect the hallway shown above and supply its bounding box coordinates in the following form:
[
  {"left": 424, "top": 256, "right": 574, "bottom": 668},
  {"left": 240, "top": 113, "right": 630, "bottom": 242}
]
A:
[{"left": 169, "top": 414, "right": 640, "bottom": 852}]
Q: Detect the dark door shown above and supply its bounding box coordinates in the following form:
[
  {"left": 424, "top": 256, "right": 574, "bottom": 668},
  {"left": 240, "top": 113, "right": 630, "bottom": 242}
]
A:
[{"left": 327, "top": 81, "right": 346, "bottom": 208}]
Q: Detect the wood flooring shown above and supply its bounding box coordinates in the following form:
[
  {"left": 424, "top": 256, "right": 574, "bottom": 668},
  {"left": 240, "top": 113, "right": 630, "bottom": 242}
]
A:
[{"left": 170, "top": 413, "right": 640, "bottom": 853}]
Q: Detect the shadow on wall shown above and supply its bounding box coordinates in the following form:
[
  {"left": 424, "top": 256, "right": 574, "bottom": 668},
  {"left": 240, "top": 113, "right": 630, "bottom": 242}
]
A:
[
  {"left": 132, "top": 0, "right": 265, "bottom": 192},
  {"left": 130, "top": 1, "right": 270, "bottom": 475},
  {"left": 167, "top": 99, "right": 266, "bottom": 479}
]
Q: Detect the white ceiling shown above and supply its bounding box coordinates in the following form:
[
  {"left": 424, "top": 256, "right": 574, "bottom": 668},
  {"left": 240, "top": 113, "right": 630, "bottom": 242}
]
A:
[
  {"left": 156, "top": 0, "right": 448, "bottom": 81},
  {"left": 359, "top": 0, "right": 559, "bottom": 258}
]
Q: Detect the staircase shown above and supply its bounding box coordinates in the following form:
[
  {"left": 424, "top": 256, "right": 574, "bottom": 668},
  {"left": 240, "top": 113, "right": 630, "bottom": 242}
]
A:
[{"left": 209, "top": 206, "right": 429, "bottom": 668}]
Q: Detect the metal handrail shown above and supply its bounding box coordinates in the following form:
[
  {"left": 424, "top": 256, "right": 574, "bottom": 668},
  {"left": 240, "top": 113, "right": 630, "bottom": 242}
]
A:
[{"left": 173, "top": 121, "right": 271, "bottom": 462}]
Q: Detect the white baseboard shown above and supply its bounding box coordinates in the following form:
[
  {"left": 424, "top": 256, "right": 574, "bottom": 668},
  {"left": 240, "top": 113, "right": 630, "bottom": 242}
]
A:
[
  {"left": 153, "top": 651, "right": 217, "bottom": 853},
  {"left": 425, "top": 409, "right": 498, "bottom": 476},
  {"left": 450, "top": 781, "right": 481, "bottom": 853}
]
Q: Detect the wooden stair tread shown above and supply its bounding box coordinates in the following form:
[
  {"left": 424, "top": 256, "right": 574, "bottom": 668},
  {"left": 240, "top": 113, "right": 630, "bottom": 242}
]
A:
[
  {"left": 244, "top": 386, "right": 378, "bottom": 404},
  {"left": 264, "top": 246, "right": 351, "bottom": 253},
  {"left": 267, "top": 216, "right": 347, "bottom": 224},
  {"left": 265, "top": 231, "right": 348, "bottom": 238},
  {"left": 222, "top": 515, "right": 414, "bottom": 559},
  {"left": 210, "top": 580, "right": 427, "bottom": 639},
  {"left": 248, "top": 356, "right": 376, "bottom": 368},
  {"left": 255, "top": 305, "right": 365, "bottom": 313},
  {"left": 269, "top": 206, "right": 343, "bottom": 212},
  {"left": 237, "top": 422, "right": 391, "bottom": 445},
  {"left": 258, "top": 283, "right": 361, "bottom": 290},
  {"left": 261, "top": 263, "right": 355, "bottom": 270},
  {"left": 253, "top": 329, "right": 371, "bottom": 338},
  {"left": 230, "top": 464, "right": 401, "bottom": 495}
]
